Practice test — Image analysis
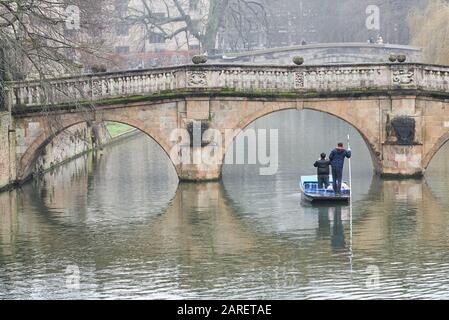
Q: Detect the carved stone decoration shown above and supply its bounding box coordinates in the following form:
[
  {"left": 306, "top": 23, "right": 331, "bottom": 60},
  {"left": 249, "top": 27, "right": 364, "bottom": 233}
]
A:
[
  {"left": 392, "top": 69, "right": 414, "bottom": 85},
  {"left": 294, "top": 72, "right": 304, "bottom": 88},
  {"left": 187, "top": 71, "right": 208, "bottom": 87},
  {"left": 390, "top": 116, "right": 416, "bottom": 145}
]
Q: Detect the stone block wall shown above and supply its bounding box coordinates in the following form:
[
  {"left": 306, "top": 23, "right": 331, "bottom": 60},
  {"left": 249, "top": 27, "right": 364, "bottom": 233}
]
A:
[
  {"left": 33, "top": 122, "right": 111, "bottom": 174},
  {"left": 381, "top": 144, "right": 423, "bottom": 177},
  {"left": 0, "top": 111, "right": 15, "bottom": 190}
]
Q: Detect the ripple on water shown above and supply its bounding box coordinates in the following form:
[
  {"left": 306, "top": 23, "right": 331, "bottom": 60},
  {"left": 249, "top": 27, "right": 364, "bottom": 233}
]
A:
[{"left": 2, "top": 113, "right": 449, "bottom": 299}]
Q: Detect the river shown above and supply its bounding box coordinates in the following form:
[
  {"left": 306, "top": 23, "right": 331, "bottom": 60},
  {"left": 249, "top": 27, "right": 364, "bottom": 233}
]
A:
[{"left": 1, "top": 109, "right": 449, "bottom": 299}]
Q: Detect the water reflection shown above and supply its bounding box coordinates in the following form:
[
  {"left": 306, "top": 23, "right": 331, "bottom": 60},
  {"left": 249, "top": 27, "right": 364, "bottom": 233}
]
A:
[
  {"left": 316, "top": 206, "right": 348, "bottom": 251},
  {"left": 2, "top": 110, "right": 449, "bottom": 299}
]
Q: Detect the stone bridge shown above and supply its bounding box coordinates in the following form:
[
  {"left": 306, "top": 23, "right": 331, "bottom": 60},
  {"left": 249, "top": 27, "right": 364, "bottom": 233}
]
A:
[
  {"left": 3, "top": 62, "right": 449, "bottom": 183},
  {"left": 210, "top": 42, "right": 422, "bottom": 65}
]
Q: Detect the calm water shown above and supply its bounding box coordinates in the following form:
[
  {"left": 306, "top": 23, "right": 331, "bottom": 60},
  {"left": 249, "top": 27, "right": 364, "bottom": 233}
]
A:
[{"left": 2, "top": 110, "right": 449, "bottom": 299}]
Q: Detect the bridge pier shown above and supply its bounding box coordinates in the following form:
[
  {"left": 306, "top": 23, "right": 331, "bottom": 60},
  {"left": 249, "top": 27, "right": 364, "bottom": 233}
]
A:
[
  {"left": 380, "top": 144, "right": 424, "bottom": 178},
  {"left": 175, "top": 145, "right": 426, "bottom": 181},
  {"left": 176, "top": 146, "right": 222, "bottom": 182},
  {"left": 377, "top": 96, "right": 426, "bottom": 178},
  {"left": 178, "top": 164, "right": 222, "bottom": 182}
]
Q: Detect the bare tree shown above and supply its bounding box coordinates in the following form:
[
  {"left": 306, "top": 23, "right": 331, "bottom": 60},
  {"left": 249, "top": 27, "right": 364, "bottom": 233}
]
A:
[
  {"left": 409, "top": 0, "right": 449, "bottom": 65},
  {"left": 0, "top": 0, "right": 115, "bottom": 159},
  {"left": 0, "top": 0, "right": 111, "bottom": 81},
  {"left": 124, "top": 0, "right": 268, "bottom": 54}
]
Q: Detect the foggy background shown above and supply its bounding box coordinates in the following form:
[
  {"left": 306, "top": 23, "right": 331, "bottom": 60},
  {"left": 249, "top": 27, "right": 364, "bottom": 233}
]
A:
[{"left": 0, "top": 0, "right": 448, "bottom": 80}]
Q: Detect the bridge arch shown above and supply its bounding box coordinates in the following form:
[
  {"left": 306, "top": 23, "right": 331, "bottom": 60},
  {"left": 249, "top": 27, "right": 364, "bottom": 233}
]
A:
[
  {"left": 17, "top": 116, "right": 178, "bottom": 181},
  {"left": 220, "top": 98, "right": 382, "bottom": 174},
  {"left": 423, "top": 130, "right": 449, "bottom": 171}
]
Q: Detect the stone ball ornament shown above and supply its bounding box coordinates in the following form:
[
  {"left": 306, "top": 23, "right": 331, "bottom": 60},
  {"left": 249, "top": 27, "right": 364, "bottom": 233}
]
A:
[
  {"left": 397, "top": 54, "right": 407, "bottom": 63},
  {"left": 292, "top": 56, "right": 304, "bottom": 65},
  {"left": 192, "top": 55, "right": 208, "bottom": 64},
  {"left": 389, "top": 54, "right": 397, "bottom": 62}
]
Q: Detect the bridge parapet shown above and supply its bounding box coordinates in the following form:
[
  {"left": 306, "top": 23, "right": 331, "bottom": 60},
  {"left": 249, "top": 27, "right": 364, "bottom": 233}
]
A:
[{"left": 9, "top": 63, "right": 449, "bottom": 109}]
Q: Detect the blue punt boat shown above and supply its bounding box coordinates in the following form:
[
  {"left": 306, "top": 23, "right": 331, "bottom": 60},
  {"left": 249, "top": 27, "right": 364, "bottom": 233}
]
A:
[{"left": 300, "top": 175, "right": 350, "bottom": 203}]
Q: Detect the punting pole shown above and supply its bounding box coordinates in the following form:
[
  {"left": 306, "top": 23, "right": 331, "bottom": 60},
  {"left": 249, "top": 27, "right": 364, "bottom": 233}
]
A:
[{"left": 347, "top": 134, "right": 353, "bottom": 276}]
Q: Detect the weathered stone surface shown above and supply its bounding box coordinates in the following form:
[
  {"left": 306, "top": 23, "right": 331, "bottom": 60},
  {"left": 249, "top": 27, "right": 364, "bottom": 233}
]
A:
[
  {"left": 0, "top": 110, "right": 17, "bottom": 190},
  {"left": 3, "top": 63, "right": 449, "bottom": 184},
  {"left": 7, "top": 94, "right": 449, "bottom": 182},
  {"left": 0, "top": 112, "right": 14, "bottom": 189},
  {"left": 10, "top": 64, "right": 449, "bottom": 108},
  {"left": 382, "top": 144, "right": 423, "bottom": 177},
  {"left": 186, "top": 99, "right": 210, "bottom": 120},
  {"left": 33, "top": 122, "right": 111, "bottom": 174},
  {"left": 392, "top": 98, "right": 416, "bottom": 116}
]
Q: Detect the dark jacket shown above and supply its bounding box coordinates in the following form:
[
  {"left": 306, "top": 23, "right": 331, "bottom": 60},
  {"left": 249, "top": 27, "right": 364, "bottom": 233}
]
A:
[
  {"left": 314, "top": 159, "right": 330, "bottom": 175},
  {"left": 329, "top": 148, "right": 351, "bottom": 169}
]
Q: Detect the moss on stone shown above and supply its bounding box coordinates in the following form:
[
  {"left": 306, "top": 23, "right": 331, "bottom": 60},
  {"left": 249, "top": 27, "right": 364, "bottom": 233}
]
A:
[
  {"left": 380, "top": 172, "right": 424, "bottom": 180},
  {"left": 11, "top": 87, "right": 449, "bottom": 116}
]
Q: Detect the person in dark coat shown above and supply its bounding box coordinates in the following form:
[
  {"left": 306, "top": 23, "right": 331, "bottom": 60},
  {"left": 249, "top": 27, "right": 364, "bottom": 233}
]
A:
[
  {"left": 329, "top": 143, "right": 352, "bottom": 194},
  {"left": 314, "top": 153, "right": 330, "bottom": 190}
]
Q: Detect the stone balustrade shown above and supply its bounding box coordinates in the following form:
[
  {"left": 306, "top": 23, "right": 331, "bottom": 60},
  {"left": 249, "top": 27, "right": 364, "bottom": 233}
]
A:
[{"left": 9, "top": 63, "right": 449, "bottom": 108}]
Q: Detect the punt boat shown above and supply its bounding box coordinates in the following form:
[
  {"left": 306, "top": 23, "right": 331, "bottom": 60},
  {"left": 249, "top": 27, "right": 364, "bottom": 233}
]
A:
[{"left": 300, "top": 175, "right": 350, "bottom": 203}]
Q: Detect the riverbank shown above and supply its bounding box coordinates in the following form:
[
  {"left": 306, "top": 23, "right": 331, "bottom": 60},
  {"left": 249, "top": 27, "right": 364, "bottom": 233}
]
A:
[
  {"left": 106, "top": 122, "right": 136, "bottom": 138},
  {"left": 0, "top": 122, "right": 140, "bottom": 193},
  {"left": 32, "top": 122, "right": 140, "bottom": 177},
  {"left": 103, "top": 123, "right": 142, "bottom": 146}
]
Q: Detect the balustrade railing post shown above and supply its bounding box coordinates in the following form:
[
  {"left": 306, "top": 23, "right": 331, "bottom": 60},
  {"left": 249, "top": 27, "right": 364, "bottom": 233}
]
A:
[
  {"left": 8, "top": 64, "right": 449, "bottom": 109},
  {"left": 414, "top": 65, "right": 424, "bottom": 90}
]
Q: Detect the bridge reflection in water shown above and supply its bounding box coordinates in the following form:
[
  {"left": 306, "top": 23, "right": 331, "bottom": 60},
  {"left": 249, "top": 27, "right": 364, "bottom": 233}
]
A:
[{"left": 2, "top": 111, "right": 449, "bottom": 299}]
